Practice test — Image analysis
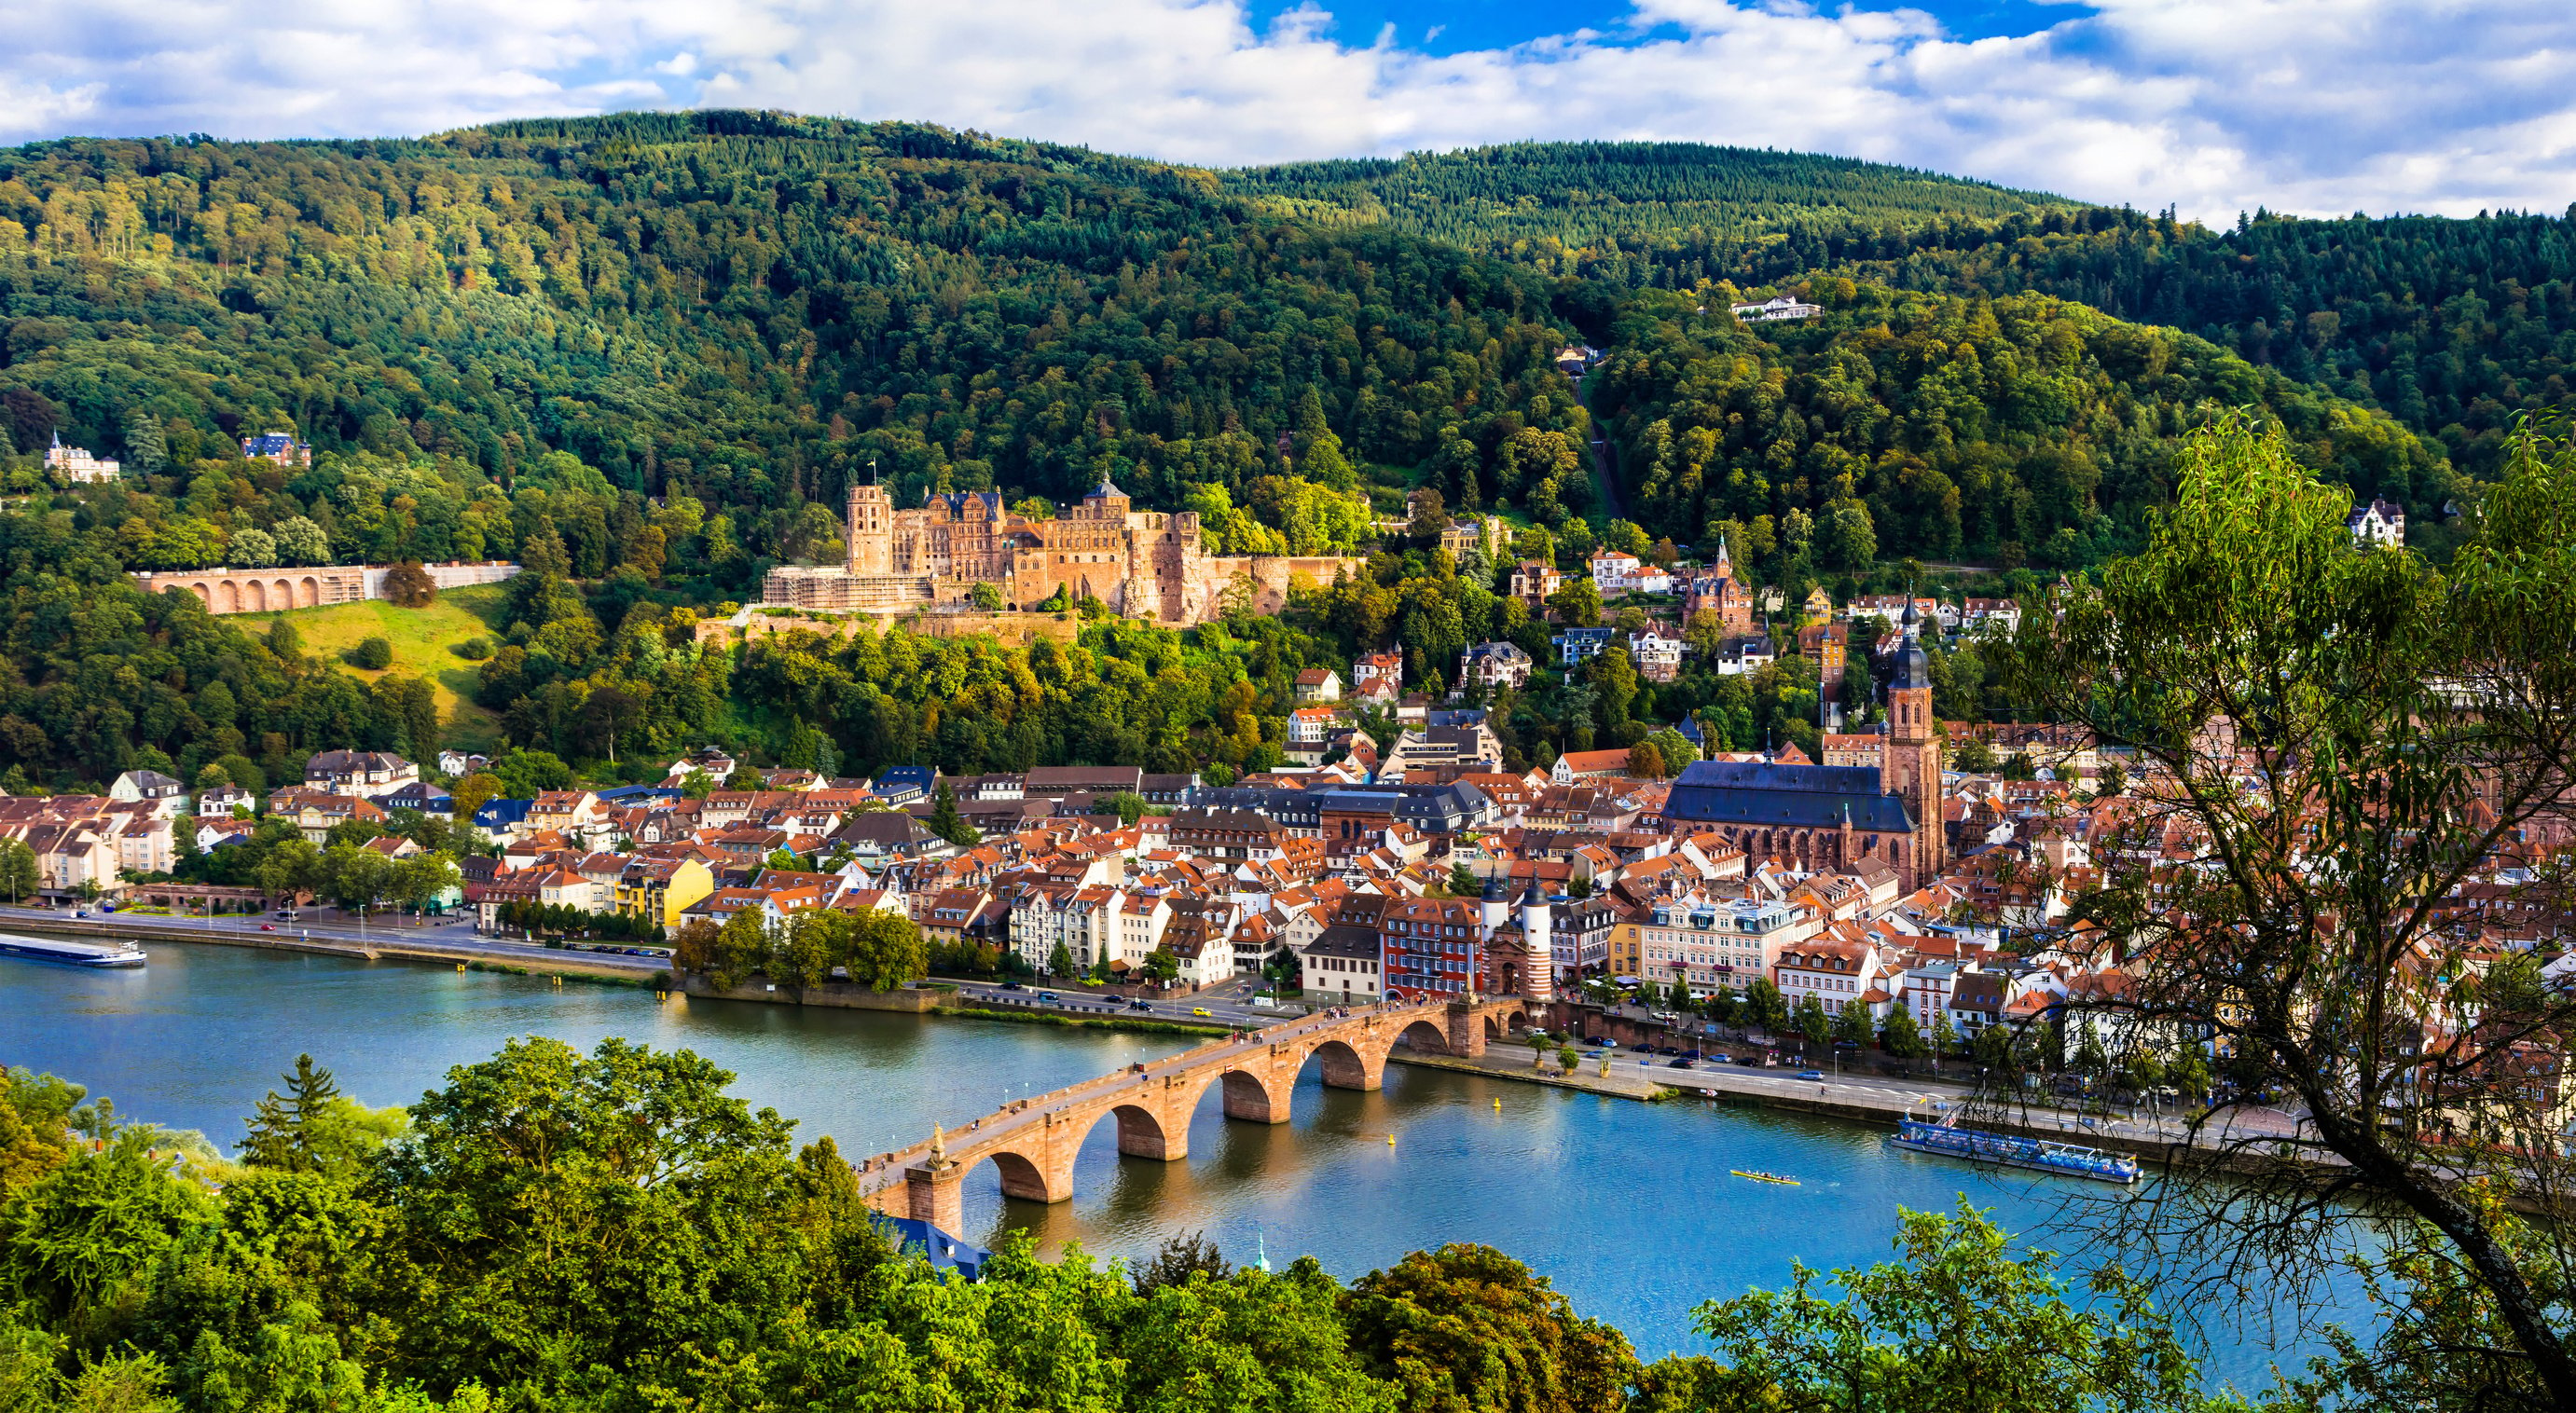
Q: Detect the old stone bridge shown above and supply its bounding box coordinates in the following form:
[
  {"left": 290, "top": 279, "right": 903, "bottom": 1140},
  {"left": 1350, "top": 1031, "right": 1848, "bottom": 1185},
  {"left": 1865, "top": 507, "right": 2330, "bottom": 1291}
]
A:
[{"left": 858, "top": 995, "right": 1531, "bottom": 1232}]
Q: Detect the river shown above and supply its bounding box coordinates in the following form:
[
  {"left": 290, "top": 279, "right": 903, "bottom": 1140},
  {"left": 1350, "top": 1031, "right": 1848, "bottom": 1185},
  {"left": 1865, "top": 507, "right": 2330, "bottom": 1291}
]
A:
[{"left": 6, "top": 941, "right": 2362, "bottom": 1388}]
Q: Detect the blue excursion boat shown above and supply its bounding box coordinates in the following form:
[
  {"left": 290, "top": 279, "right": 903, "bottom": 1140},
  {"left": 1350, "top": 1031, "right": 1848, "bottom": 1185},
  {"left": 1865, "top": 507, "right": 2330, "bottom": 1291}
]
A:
[
  {"left": 1888, "top": 1118, "right": 2140, "bottom": 1185},
  {"left": 0, "top": 933, "right": 147, "bottom": 968}
]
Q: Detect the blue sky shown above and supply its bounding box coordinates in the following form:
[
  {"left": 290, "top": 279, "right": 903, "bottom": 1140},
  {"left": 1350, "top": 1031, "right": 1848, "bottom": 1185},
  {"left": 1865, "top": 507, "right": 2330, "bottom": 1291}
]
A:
[{"left": 2, "top": 0, "right": 2570, "bottom": 221}]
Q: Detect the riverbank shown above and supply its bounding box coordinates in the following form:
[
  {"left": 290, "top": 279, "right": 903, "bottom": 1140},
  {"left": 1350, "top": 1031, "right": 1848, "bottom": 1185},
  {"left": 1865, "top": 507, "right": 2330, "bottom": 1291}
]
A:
[
  {"left": 933, "top": 1004, "right": 1233, "bottom": 1038},
  {"left": 1391, "top": 1047, "right": 2312, "bottom": 1179},
  {"left": 0, "top": 912, "right": 660, "bottom": 983}
]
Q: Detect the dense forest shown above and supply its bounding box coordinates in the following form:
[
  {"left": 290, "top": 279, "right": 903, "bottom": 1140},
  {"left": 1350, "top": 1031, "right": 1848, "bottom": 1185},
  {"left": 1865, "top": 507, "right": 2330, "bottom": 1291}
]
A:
[
  {"left": 1584, "top": 282, "right": 2454, "bottom": 568},
  {"left": 1227, "top": 144, "right": 2576, "bottom": 482},
  {"left": 1224, "top": 142, "right": 2074, "bottom": 281},
  {"left": 0, "top": 1043, "right": 2368, "bottom": 1413},
  {"left": 0, "top": 112, "right": 1595, "bottom": 533}
]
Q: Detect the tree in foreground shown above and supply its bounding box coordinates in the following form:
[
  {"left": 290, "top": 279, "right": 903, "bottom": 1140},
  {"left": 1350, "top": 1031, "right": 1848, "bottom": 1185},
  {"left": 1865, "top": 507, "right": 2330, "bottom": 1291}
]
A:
[
  {"left": 1991, "top": 415, "right": 2576, "bottom": 1409},
  {"left": 237, "top": 1053, "right": 406, "bottom": 1177},
  {"left": 1672, "top": 1197, "right": 2209, "bottom": 1412},
  {"left": 1341, "top": 1242, "right": 1638, "bottom": 1413}
]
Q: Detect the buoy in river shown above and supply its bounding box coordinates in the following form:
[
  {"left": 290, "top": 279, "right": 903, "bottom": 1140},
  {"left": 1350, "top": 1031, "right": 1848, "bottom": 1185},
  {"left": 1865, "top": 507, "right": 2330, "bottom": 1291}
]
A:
[
  {"left": 1386, "top": 1134, "right": 1396, "bottom": 1146},
  {"left": 1493, "top": 1098, "right": 1501, "bottom": 1111}
]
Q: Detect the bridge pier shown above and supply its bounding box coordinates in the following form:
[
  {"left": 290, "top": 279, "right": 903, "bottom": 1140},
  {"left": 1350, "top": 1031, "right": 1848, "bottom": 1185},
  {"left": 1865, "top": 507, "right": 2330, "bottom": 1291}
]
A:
[
  {"left": 905, "top": 1160, "right": 965, "bottom": 1234},
  {"left": 1447, "top": 1000, "right": 1488, "bottom": 1058}
]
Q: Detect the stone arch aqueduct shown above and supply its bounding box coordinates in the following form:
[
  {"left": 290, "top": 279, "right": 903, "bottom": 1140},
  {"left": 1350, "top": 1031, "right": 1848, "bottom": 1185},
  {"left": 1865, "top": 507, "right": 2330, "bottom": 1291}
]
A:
[{"left": 857, "top": 995, "right": 1532, "bottom": 1233}]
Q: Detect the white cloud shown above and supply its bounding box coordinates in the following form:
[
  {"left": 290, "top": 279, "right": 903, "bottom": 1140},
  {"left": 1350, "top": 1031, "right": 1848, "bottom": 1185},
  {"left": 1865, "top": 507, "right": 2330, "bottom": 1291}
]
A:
[{"left": 0, "top": 0, "right": 2569, "bottom": 221}]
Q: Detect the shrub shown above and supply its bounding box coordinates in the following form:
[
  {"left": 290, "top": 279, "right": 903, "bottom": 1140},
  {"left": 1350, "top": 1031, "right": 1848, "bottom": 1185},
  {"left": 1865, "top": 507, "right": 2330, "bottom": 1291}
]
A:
[
  {"left": 459, "top": 636, "right": 494, "bottom": 661},
  {"left": 348, "top": 637, "right": 393, "bottom": 670}
]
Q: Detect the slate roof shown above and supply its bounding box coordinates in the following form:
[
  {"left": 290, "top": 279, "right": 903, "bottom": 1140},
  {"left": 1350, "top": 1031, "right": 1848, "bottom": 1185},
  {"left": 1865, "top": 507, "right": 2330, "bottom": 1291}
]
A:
[{"left": 1662, "top": 761, "right": 1916, "bottom": 833}]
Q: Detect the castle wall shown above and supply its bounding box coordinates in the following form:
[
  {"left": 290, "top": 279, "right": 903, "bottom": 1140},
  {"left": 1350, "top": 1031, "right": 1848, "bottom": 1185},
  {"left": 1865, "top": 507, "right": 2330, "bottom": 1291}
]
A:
[{"left": 131, "top": 561, "right": 520, "bottom": 615}]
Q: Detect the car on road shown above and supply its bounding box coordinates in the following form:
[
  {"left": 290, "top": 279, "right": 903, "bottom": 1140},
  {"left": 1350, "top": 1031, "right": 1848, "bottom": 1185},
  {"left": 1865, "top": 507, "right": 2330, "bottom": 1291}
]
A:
[
  {"left": 1665, "top": 1058, "right": 1694, "bottom": 1069},
  {"left": 1798, "top": 1070, "right": 1825, "bottom": 1081},
  {"left": 1191, "top": 1008, "right": 1211, "bottom": 1017},
  {"left": 258, "top": 924, "right": 276, "bottom": 932},
  {"left": 1127, "top": 999, "right": 1152, "bottom": 1011},
  {"left": 1036, "top": 991, "right": 1059, "bottom": 1002},
  {"left": 1702, "top": 1054, "right": 1729, "bottom": 1064},
  {"left": 999, "top": 981, "right": 1025, "bottom": 991}
]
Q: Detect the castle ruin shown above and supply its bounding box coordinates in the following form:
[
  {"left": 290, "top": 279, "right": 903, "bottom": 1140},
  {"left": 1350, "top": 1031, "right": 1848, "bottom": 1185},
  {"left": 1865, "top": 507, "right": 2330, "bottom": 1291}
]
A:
[{"left": 761, "top": 479, "right": 1359, "bottom": 624}]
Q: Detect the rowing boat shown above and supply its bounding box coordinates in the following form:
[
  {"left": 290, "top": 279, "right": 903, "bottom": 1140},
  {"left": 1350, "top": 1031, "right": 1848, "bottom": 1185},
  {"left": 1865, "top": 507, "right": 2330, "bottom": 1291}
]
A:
[{"left": 1729, "top": 1169, "right": 1799, "bottom": 1186}]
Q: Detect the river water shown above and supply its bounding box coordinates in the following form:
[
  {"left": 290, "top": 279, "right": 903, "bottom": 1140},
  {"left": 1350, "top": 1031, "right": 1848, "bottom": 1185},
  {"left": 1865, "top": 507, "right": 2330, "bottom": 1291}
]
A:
[{"left": 7, "top": 942, "right": 2361, "bottom": 1387}]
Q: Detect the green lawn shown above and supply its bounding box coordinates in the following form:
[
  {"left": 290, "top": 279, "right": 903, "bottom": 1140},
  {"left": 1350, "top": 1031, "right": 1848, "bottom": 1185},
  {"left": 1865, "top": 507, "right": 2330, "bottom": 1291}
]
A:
[{"left": 243, "top": 583, "right": 509, "bottom": 752}]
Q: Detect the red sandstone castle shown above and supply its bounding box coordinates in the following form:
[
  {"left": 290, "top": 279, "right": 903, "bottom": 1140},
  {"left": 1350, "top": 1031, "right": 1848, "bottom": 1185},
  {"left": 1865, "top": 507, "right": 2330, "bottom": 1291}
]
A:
[{"left": 763, "top": 479, "right": 1356, "bottom": 624}]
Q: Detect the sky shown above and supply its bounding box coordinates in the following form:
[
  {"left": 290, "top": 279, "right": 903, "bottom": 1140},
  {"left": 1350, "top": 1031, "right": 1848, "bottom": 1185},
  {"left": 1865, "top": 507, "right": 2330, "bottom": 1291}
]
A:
[{"left": 4, "top": 0, "right": 2573, "bottom": 223}]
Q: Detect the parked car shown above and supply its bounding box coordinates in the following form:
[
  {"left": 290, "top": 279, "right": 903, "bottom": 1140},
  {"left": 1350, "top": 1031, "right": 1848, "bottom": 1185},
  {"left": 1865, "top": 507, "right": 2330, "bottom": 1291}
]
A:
[
  {"left": 1703, "top": 1054, "right": 1730, "bottom": 1065},
  {"left": 1798, "top": 1070, "right": 1825, "bottom": 1081}
]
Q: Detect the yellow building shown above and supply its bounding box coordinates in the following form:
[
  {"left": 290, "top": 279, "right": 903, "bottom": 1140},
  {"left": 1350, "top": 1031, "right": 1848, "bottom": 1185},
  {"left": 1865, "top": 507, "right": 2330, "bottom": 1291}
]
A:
[
  {"left": 1609, "top": 920, "right": 1645, "bottom": 980},
  {"left": 617, "top": 857, "right": 716, "bottom": 930}
]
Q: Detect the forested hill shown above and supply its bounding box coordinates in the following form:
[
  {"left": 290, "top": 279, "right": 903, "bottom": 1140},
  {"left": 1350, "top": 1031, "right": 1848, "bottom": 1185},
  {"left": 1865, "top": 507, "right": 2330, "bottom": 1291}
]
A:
[
  {"left": 1582, "top": 281, "right": 2456, "bottom": 573},
  {"left": 1737, "top": 207, "right": 2576, "bottom": 477},
  {"left": 1223, "top": 142, "right": 2078, "bottom": 283},
  {"left": 0, "top": 111, "right": 2456, "bottom": 571},
  {"left": 1226, "top": 144, "right": 2574, "bottom": 482},
  {"left": 0, "top": 111, "right": 1591, "bottom": 527}
]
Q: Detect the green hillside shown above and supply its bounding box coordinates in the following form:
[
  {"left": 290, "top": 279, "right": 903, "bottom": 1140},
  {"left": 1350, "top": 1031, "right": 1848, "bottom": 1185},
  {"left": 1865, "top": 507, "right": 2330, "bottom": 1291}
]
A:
[
  {"left": 1588, "top": 281, "right": 2454, "bottom": 570},
  {"left": 1223, "top": 141, "right": 2082, "bottom": 282},
  {"left": 0, "top": 113, "right": 2466, "bottom": 789},
  {"left": 241, "top": 585, "right": 509, "bottom": 751}
]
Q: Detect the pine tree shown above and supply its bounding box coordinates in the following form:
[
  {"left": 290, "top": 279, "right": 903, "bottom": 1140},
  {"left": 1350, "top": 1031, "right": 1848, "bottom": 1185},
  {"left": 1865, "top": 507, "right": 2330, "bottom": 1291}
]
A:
[
  {"left": 238, "top": 1053, "right": 343, "bottom": 1173},
  {"left": 926, "top": 783, "right": 975, "bottom": 846}
]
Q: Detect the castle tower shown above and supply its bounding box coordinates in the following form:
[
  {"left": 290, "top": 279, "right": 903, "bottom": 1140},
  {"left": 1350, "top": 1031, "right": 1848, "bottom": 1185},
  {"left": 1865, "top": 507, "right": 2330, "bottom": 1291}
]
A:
[
  {"left": 1518, "top": 875, "right": 1554, "bottom": 1003},
  {"left": 847, "top": 484, "right": 892, "bottom": 575},
  {"left": 1883, "top": 597, "right": 1945, "bottom": 889}
]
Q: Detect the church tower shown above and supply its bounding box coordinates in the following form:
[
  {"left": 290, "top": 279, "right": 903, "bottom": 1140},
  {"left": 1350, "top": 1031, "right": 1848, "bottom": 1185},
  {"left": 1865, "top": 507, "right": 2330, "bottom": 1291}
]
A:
[{"left": 1883, "top": 597, "right": 1946, "bottom": 889}]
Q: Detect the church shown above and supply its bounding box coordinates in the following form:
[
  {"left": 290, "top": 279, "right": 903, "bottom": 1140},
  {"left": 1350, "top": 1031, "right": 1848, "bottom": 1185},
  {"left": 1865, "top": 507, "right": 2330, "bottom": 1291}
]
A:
[{"left": 1662, "top": 602, "right": 1947, "bottom": 888}]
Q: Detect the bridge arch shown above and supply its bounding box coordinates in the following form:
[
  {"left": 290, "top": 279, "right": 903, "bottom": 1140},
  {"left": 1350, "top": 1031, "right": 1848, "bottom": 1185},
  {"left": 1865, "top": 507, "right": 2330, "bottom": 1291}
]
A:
[
  {"left": 1099, "top": 1100, "right": 1179, "bottom": 1161},
  {"left": 273, "top": 579, "right": 293, "bottom": 609},
  {"left": 1304, "top": 1036, "right": 1383, "bottom": 1091},
  {"left": 220, "top": 581, "right": 241, "bottom": 612},
  {"left": 1395, "top": 1017, "right": 1453, "bottom": 1056},
  {"left": 963, "top": 1145, "right": 1063, "bottom": 1205},
  {"left": 299, "top": 576, "right": 320, "bottom": 607}
]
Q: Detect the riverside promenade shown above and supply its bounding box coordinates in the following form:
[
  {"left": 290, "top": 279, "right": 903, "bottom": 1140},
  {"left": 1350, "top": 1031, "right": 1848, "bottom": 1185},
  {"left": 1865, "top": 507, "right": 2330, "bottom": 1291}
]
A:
[{"left": 1397, "top": 1046, "right": 2307, "bottom": 1170}]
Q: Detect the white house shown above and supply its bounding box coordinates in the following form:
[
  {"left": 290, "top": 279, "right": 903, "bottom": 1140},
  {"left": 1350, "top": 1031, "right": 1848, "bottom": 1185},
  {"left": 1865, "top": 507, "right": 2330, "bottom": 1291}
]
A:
[
  {"left": 1729, "top": 295, "right": 1823, "bottom": 322},
  {"left": 1626, "top": 629, "right": 1683, "bottom": 682},
  {"left": 1588, "top": 553, "right": 1645, "bottom": 592},
  {"left": 2349, "top": 496, "right": 2405, "bottom": 549}
]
